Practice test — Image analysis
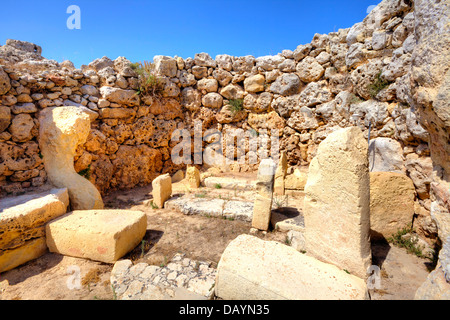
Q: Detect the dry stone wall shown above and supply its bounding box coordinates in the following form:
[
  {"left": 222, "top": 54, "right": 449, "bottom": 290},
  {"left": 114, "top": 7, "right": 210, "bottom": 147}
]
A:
[{"left": 0, "top": 0, "right": 445, "bottom": 243}]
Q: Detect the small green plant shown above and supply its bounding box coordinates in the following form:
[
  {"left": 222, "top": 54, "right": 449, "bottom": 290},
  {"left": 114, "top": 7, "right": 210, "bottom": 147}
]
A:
[
  {"left": 273, "top": 195, "right": 289, "bottom": 209},
  {"left": 349, "top": 93, "right": 364, "bottom": 105},
  {"left": 147, "top": 200, "right": 159, "bottom": 209},
  {"left": 38, "top": 152, "right": 43, "bottom": 159},
  {"left": 284, "top": 234, "right": 292, "bottom": 246},
  {"left": 367, "top": 71, "right": 390, "bottom": 99},
  {"left": 387, "top": 225, "right": 427, "bottom": 259},
  {"left": 77, "top": 165, "right": 91, "bottom": 180},
  {"left": 131, "top": 61, "right": 164, "bottom": 99},
  {"left": 195, "top": 192, "right": 207, "bottom": 198},
  {"left": 214, "top": 183, "right": 222, "bottom": 189},
  {"left": 343, "top": 269, "right": 350, "bottom": 274},
  {"left": 227, "top": 99, "right": 244, "bottom": 114}
]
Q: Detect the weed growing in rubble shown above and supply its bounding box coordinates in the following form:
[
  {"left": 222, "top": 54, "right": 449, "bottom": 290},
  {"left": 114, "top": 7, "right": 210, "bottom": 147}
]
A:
[
  {"left": 227, "top": 99, "right": 244, "bottom": 114},
  {"left": 368, "top": 71, "right": 390, "bottom": 99},
  {"left": 77, "top": 165, "right": 91, "bottom": 180},
  {"left": 131, "top": 61, "right": 164, "bottom": 99}
]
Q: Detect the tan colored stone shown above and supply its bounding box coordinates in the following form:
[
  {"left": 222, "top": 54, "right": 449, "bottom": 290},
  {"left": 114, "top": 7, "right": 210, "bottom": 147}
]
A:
[
  {"left": 252, "top": 159, "right": 276, "bottom": 231},
  {"left": 303, "top": 127, "right": 371, "bottom": 278},
  {"left": 0, "top": 238, "right": 47, "bottom": 273},
  {"left": 186, "top": 165, "right": 200, "bottom": 189},
  {"left": 244, "top": 74, "right": 265, "bottom": 93},
  {"left": 38, "top": 106, "right": 104, "bottom": 210},
  {"left": 171, "top": 170, "right": 184, "bottom": 183},
  {"left": 0, "top": 188, "right": 69, "bottom": 251},
  {"left": 273, "top": 152, "right": 287, "bottom": 195},
  {"left": 370, "top": 172, "right": 415, "bottom": 240},
  {"left": 215, "top": 234, "right": 368, "bottom": 300},
  {"left": 152, "top": 174, "right": 172, "bottom": 209},
  {"left": 46, "top": 210, "right": 147, "bottom": 263},
  {"left": 285, "top": 168, "right": 308, "bottom": 190}
]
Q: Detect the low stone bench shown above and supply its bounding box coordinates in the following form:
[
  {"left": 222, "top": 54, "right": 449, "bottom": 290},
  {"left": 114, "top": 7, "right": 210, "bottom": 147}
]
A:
[
  {"left": 203, "top": 177, "right": 256, "bottom": 191},
  {"left": 0, "top": 188, "right": 69, "bottom": 273},
  {"left": 46, "top": 210, "right": 147, "bottom": 263}
]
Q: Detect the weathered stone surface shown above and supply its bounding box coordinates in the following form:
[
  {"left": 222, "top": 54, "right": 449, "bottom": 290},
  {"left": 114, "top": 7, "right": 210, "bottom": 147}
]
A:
[
  {"left": 0, "top": 238, "right": 47, "bottom": 273},
  {"left": 203, "top": 176, "right": 255, "bottom": 191},
  {"left": 0, "top": 66, "right": 11, "bottom": 95},
  {"left": 111, "top": 253, "right": 216, "bottom": 300},
  {"left": 244, "top": 74, "right": 265, "bottom": 93},
  {"left": 274, "top": 151, "right": 287, "bottom": 195},
  {"left": 252, "top": 159, "right": 276, "bottom": 231},
  {"left": 46, "top": 209, "right": 147, "bottom": 263},
  {"left": 151, "top": 173, "right": 172, "bottom": 209},
  {"left": 303, "top": 127, "right": 371, "bottom": 278},
  {"left": 99, "top": 86, "right": 139, "bottom": 106},
  {"left": 370, "top": 172, "right": 415, "bottom": 240},
  {"left": 0, "top": 188, "right": 69, "bottom": 250},
  {"left": 219, "top": 84, "right": 244, "bottom": 100},
  {"left": 247, "top": 111, "right": 285, "bottom": 135},
  {"left": 0, "top": 105, "right": 12, "bottom": 133},
  {"left": 285, "top": 168, "right": 308, "bottom": 190},
  {"left": 153, "top": 55, "right": 177, "bottom": 78},
  {"left": 296, "top": 56, "right": 325, "bottom": 82},
  {"left": 181, "top": 87, "right": 202, "bottom": 111},
  {"left": 270, "top": 73, "right": 301, "bottom": 96},
  {"left": 186, "top": 165, "right": 200, "bottom": 189},
  {"left": 202, "top": 92, "right": 223, "bottom": 109},
  {"left": 38, "top": 106, "right": 104, "bottom": 210},
  {"left": 9, "top": 113, "right": 35, "bottom": 142},
  {"left": 215, "top": 234, "right": 368, "bottom": 300},
  {"left": 368, "top": 137, "right": 405, "bottom": 173}
]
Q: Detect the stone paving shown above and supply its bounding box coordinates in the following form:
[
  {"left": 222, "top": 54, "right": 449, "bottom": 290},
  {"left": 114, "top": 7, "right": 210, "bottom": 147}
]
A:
[{"left": 110, "top": 253, "right": 216, "bottom": 300}]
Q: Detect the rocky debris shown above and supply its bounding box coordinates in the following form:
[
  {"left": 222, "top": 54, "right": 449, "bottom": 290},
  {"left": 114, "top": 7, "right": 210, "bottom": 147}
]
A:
[
  {"left": 215, "top": 234, "right": 368, "bottom": 300},
  {"left": 38, "top": 106, "right": 104, "bottom": 210},
  {"left": 110, "top": 253, "right": 216, "bottom": 300},
  {"left": 304, "top": 127, "right": 371, "bottom": 278},
  {"left": 151, "top": 173, "right": 172, "bottom": 209},
  {"left": 252, "top": 159, "right": 276, "bottom": 231},
  {"left": 46, "top": 209, "right": 147, "bottom": 263},
  {"left": 369, "top": 172, "right": 415, "bottom": 240},
  {"left": 0, "top": 188, "right": 69, "bottom": 272}
]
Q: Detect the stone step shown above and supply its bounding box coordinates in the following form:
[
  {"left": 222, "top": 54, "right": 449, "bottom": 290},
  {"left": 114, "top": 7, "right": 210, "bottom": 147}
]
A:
[
  {"left": 0, "top": 188, "right": 69, "bottom": 273},
  {"left": 202, "top": 176, "right": 256, "bottom": 191},
  {"left": 46, "top": 209, "right": 147, "bottom": 263},
  {"left": 165, "top": 194, "right": 254, "bottom": 222}
]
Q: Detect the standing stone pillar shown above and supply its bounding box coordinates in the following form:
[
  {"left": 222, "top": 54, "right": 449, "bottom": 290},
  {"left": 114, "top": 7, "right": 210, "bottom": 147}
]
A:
[
  {"left": 273, "top": 151, "right": 287, "bottom": 195},
  {"left": 39, "top": 106, "right": 104, "bottom": 210},
  {"left": 152, "top": 173, "right": 172, "bottom": 208},
  {"left": 303, "top": 127, "right": 371, "bottom": 278},
  {"left": 252, "top": 158, "right": 276, "bottom": 231}
]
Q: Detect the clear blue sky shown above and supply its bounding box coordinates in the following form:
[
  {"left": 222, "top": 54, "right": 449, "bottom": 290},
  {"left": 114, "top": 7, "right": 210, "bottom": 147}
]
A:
[{"left": 0, "top": 0, "right": 381, "bottom": 68}]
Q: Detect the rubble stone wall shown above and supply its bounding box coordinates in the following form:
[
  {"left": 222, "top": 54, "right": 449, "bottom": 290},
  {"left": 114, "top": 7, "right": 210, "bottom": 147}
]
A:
[{"left": 0, "top": 0, "right": 445, "bottom": 242}]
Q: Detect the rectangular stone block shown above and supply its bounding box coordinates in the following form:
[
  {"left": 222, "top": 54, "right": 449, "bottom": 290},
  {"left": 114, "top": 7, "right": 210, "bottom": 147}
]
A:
[
  {"left": 46, "top": 210, "right": 147, "bottom": 263},
  {"left": 0, "top": 238, "right": 47, "bottom": 273},
  {"left": 152, "top": 173, "right": 172, "bottom": 209}
]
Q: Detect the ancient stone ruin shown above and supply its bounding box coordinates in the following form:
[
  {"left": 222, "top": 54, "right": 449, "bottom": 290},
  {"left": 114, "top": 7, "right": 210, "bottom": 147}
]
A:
[{"left": 0, "top": 0, "right": 449, "bottom": 300}]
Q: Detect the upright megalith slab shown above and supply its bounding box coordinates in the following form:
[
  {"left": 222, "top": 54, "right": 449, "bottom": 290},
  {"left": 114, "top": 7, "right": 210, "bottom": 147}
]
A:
[
  {"left": 186, "top": 165, "right": 200, "bottom": 189},
  {"left": 152, "top": 173, "right": 172, "bottom": 209},
  {"left": 38, "top": 106, "right": 104, "bottom": 210},
  {"left": 215, "top": 234, "right": 368, "bottom": 300},
  {"left": 273, "top": 151, "right": 287, "bottom": 195},
  {"left": 252, "top": 158, "right": 276, "bottom": 231},
  {"left": 303, "top": 127, "right": 371, "bottom": 278}
]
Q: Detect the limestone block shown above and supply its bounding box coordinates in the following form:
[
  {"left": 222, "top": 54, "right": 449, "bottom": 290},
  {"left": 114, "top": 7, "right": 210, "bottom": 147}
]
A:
[
  {"left": 244, "top": 74, "right": 265, "bottom": 93},
  {"left": 0, "top": 188, "right": 69, "bottom": 251},
  {"left": 186, "top": 166, "right": 200, "bottom": 189},
  {"left": 251, "top": 159, "right": 276, "bottom": 231},
  {"left": 368, "top": 137, "right": 405, "bottom": 173},
  {"left": 152, "top": 174, "right": 172, "bottom": 209},
  {"left": 303, "top": 127, "right": 371, "bottom": 278},
  {"left": 38, "top": 106, "right": 104, "bottom": 210},
  {"left": 284, "top": 168, "right": 308, "bottom": 190},
  {"left": 46, "top": 210, "right": 147, "bottom": 263},
  {"left": 370, "top": 172, "right": 415, "bottom": 240},
  {"left": 171, "top": 170, "right": 184, "bottom": 183},
  {"left": 0, "top": 238, "right": 47, "bottom": 273},
  {"left": 215, "top": 234, "right": 368, "bottom": 300}
]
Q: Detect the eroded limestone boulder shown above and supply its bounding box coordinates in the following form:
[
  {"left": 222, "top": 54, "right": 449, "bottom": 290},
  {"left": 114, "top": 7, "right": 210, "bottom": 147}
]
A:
[
  {"left": 38, "top": 106, "right": 104, "bottom": 210},
  {"left": 215, "top": 234, "right": 368, "bottom": 300},
  {"left": 303, "top": 127, "right": 371, "bottom": 278},
  {"left": 252, "top": 159, "right": 276, "bottom": 231},
  {"left": 152, "top": 173, "right": 172, "bottom": 209}
]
